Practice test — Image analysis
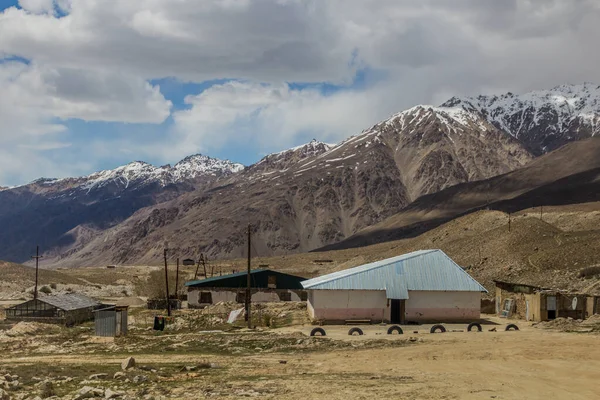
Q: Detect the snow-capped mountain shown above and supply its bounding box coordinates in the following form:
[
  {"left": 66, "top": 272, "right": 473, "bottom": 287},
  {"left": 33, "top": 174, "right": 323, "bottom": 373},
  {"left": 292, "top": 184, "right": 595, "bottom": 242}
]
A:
[
  {"left": 3, "top": 83, "right": 600, "bottom": 266},
  {"left": 20, "top": 154, "right": 244, "bottom": 195},
  {"left": 51, "top": 102, "right": 534, "bottom": 267},
  {"left": 248, "top": 139, "right": 334, "bottom": 173},
  {"left": 442, "top": 83, "right": 600, "bottom": 154},
  {"left": 0, "top": 154, "right": 244, "bottom": 263}
]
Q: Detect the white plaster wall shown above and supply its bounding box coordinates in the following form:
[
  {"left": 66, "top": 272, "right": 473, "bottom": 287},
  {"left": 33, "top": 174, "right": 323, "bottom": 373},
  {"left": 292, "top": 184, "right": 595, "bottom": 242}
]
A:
[
  {"left": 211, "top": 291, "right": 238, "bottom": 303},
  {"left": 251, "top": 292, "right": 280, "bottom": 303},
  {"left": 405, "top": 291, "right": 481, "bottom": 321},
  {"left": 309, "top": 290, "right": 389, "bottom": 321}
]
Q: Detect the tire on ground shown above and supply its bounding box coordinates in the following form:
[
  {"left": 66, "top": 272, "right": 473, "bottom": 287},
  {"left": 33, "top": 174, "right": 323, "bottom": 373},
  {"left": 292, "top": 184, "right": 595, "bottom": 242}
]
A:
[
  {"left": 430, "top": 324, "right": 446, "bottom": 333},
  {"left": 467, "top": 322, "right": 482, "bottom": 332},
  {"left": 505, "top": 324, "right": 519, "bottom": 331},
  {"left": 348, "top": 327, "right": 364, "bottom": 336},
  {"left": 310, "top": 327, "right": 326, "bottom": 336},
  {"left": 387, "top": 325, "right": 404, "bottom": 335}
]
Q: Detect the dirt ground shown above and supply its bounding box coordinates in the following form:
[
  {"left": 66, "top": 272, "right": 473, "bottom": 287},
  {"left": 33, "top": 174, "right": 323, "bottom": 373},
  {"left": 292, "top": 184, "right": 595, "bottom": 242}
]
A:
[{"left": 2, "top": 315, "right": 600, "bottom": 399}]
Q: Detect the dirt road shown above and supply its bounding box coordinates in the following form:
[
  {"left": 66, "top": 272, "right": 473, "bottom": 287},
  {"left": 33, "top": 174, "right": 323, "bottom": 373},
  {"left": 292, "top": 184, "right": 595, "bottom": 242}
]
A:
[{"left": 4, "top": 326, "right": 600, "bottom": 399}]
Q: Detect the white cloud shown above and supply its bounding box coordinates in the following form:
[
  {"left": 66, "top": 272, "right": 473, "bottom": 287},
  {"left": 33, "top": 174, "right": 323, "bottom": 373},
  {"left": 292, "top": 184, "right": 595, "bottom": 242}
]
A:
[
  {"left": 1, "top": 0, "right": 600, "bottom": 184},
  {"left": 18, "top": 0, "right": 55, "bottom": 15},
  {"left": 166, "top": 80, "right": 403, "bottom": 161},
  {"left": 0, "top": 61, "right": 171, "bottom": 185}
]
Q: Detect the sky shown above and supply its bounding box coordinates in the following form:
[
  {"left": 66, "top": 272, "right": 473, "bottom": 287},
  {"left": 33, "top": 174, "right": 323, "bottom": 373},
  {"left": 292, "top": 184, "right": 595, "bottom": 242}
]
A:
[{"left": 1, "top": 0, "right": 600, "bottom": 186}]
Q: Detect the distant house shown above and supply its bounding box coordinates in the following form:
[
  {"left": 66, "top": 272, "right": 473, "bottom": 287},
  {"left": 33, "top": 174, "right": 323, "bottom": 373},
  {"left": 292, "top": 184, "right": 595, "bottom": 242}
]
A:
[
  {"left": 494, "top": 280, "right": 597, "bottom": 321},
  {"left": 5, "top": 293, "right": 102, "bottom": 326},
  {"left": 185, "top": 269, "right": 306, "bottom": 308},
  {"left": 182, "top": 259, "right": 195, "bottom": 266},
  {"left": 302, "top": 249, "right": 487, "bottom": 324}
]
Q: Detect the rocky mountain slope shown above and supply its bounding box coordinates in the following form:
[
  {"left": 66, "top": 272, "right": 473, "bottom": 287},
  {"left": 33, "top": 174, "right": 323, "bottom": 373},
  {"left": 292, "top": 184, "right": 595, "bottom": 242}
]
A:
[
  {"left": 0, "top": 155, "right": 243, "bottom": 263},
  {"left": 322, "top": 137, "right": 600, "bottom": 251},
  {"left": 48, "top": 106, "right": 533, "bottom": 267},
  {"left": 443, "top": 83, "right": 600, "bottom": 155},
  {"left": 4, "top": 84, "right": 600, "bottom": 266}
]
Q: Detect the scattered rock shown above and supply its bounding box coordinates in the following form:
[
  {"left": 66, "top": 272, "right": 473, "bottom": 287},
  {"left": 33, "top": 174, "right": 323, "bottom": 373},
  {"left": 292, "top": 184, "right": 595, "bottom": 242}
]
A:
[
  {"left": 121, "top": 357, "right": 135, "bottom": 371},
  {"left": 104, "top": 388, "right": 123, "bottom": 399},
  {"left": 132, "top": 375, "right": 148, "bottom": 384},
  {"left": 184, "top": 366, "right": 196, "bottom": 372},
  {"left": 138, "top": 366, "right": 154, "bottom": 372},
  {"left": 88, "top": 373, "right": 109, "bottom": 380},
  {"left": 279, "top": 360, "right": 287, "bottom": 364},
  {"left": 38, "top": 381, "right": 54, "bottom": 398},
  {"left": 0, "top": 388, "right": 9, "bottom": 400},
  {"left": 74, "top": 386, "right": 104, "bottom": 400},
  {"left": 113, "top": 372, "right": 126, "bottom": 380}
]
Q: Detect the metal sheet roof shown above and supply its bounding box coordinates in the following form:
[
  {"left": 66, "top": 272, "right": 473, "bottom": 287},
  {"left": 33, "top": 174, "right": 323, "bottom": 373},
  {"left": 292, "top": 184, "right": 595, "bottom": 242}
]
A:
[
  {"left": 39, "top": 293, "right": 101, "bottom": 311},
  {"left": 301, "top": 249, "right": 487, "bottom": 298},
  {"left": 185, "top": 269, "right": 266, "bottom": 287},
  {"left": 184, "top": 269, "right": 306, "bottom": 288}
]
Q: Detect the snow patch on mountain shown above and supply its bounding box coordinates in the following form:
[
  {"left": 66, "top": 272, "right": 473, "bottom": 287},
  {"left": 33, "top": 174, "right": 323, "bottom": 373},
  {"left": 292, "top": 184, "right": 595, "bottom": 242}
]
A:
[{"left": 441, "top": 83, "right": 600, "bottom": 152}]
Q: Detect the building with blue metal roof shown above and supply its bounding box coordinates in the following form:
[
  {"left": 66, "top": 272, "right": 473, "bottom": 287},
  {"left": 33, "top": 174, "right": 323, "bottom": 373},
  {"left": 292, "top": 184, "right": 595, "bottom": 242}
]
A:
[{"left": 302, "top": 249, "right": 487, "bottom": 323}]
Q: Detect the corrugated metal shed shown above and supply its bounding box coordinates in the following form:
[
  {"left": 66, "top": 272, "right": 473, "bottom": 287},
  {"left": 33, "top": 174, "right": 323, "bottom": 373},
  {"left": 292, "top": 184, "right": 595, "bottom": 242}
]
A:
[
  {"left": 301, "top": 249, "right": 487, "bottom": 299},
  {"left": 39, "top": 293, "right": 101, "bottom": 311}
]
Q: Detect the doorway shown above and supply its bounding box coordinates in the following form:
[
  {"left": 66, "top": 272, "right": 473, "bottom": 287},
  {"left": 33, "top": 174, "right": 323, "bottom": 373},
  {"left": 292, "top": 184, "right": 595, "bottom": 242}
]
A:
[
  {"left": 390, "top": 299, "right": 405, "bottom": 324},
  {"left": 547, "top": 296, "right": 557, "bottom": 320}
]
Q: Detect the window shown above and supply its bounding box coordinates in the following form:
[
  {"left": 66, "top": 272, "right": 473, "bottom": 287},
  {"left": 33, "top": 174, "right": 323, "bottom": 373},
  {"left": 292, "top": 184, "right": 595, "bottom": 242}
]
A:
[
  {"left": 278, "top": 292, "right": 292, "bottom": 301},
  {"left": 199, "top": 292, "right": 212, "bottom": 304},
  {"left": 268, "top": 275, "right": 277, "bottom": 288}
]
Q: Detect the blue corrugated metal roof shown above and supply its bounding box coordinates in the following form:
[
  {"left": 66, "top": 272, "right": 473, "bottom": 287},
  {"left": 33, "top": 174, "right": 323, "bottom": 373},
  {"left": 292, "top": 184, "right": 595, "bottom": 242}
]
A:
[{"left": 301, "top": 249, "right": 487, "bottom": 299}]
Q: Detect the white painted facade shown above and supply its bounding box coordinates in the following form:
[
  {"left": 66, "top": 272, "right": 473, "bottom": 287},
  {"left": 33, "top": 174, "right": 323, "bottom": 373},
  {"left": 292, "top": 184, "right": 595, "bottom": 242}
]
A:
[
  {"left": 307, "top": 289, "right": 481, "bottom": 322},
  {"left": 307, "top": 289, "right": 389, "bottom": 322},
  {"left": 188, "top": 288, "right": 302, "bottom": 308},
  {"left": 404, "top": 291, "right": 481, "bottom": 321}
]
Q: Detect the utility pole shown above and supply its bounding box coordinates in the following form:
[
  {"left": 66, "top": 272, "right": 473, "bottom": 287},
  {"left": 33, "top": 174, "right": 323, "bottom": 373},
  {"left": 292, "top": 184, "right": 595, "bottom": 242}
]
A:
[
  {"left": 175, "top": 257, "right": 180, "bottom": 300},
  {"left": 31, "top": 245, "right": 43, "bottom": 300},
  {"left": 163, "top": 242, "right": 171, "bottom": 317},
  {"left": 246, "top": 224, "right": 252, "bottom": 328}
]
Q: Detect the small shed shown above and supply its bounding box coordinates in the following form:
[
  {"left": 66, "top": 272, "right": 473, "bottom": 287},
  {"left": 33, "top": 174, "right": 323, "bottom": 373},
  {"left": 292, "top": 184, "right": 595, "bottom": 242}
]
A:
[
  {"left": 185, "top": 269, "right": 307, "bottom": 308},
  {"left": 94, "top": 305, "right": 128, "bottom": 337},
  {"left": 494, "top": 280, "right": 589, "bottom": 321},
  {"left": 182, "top": 259, "right": 195, "bottom": 266},
  {"left": 5, "top": 293, "right": 101, "bottom": 326}
]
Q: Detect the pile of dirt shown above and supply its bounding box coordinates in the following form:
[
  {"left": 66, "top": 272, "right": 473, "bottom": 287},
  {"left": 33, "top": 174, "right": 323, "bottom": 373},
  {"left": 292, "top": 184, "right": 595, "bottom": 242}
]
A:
[
  {"left": 533, "top": 316, "right": 600, "bottom": 333},
  {"left": 8, "top": 321, "right": 57, "bottom": 336}
]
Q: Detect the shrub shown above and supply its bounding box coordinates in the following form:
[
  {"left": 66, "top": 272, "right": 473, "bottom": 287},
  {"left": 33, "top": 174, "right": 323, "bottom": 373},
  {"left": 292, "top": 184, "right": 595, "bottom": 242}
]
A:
[
  {"left": 39, "top": 285, "right": 52, "bottom": 294},
  {"left": 578, "top": 265, "right": 600, "bottom": 279}
]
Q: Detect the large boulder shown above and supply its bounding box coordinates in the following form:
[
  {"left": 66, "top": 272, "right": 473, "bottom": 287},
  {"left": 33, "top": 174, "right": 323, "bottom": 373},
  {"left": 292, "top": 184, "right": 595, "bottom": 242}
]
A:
[{"left": 121, "top": 357, "right": 135, "bottom": 371}]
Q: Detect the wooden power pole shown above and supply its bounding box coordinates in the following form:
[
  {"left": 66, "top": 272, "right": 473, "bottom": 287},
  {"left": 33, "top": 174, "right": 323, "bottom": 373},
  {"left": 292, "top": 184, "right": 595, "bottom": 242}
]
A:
[
  {"left": 246, "top": 224, "right": 252, "bottom": 328},
  {"left": 31, "top": 245, "right": 43, "bottom": 300},
  {"left": 164, "top": 243, "right": 171, "bottom": 317},
  {"left": 175, "top": 257, "right": 180, "bottom": 300}
]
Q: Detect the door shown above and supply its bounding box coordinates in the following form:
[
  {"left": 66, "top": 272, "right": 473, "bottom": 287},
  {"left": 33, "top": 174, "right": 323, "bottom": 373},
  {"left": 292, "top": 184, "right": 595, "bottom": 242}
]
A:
[
  {"left": 547, "top": 296, "right": 557, "bottom": 320},
  {"left": 390, "top": 299, "right": 405, "bottom": 324}
]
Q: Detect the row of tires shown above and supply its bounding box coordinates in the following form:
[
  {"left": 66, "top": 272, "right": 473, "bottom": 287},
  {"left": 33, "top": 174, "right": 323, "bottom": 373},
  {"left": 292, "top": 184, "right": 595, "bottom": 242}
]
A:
[{"left": 309, "top": 323, "right": 519, "bottom": 336}]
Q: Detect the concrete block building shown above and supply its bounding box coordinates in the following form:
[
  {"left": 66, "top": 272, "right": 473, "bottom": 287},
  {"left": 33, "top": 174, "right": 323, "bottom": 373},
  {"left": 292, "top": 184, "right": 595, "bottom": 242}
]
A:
[
  {"left": 302, "top": 249, "right": 487, "bottom": 324},
  {"left": 185, "top": 269, "right": 306, "bottom": 308}
]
